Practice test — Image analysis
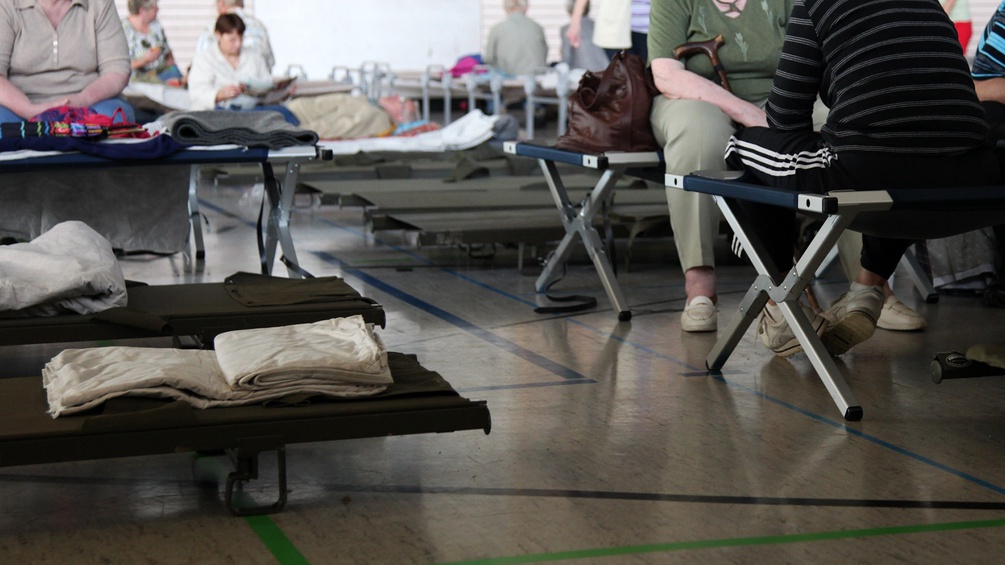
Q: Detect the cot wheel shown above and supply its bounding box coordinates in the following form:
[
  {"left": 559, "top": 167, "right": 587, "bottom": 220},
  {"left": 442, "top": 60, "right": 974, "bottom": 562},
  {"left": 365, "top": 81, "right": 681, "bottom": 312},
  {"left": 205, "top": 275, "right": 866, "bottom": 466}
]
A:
[{"left": 618, "top": 311, "right": 632, "bottom": 322}]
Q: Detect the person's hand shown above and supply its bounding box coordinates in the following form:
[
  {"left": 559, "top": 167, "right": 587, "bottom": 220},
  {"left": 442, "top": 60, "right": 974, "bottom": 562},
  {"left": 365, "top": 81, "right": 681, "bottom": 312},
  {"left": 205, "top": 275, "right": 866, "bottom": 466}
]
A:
[
  {"left": 565, "top": 20, "right": 582, "bottom": 49},
  {"left": 144, "top": 47, "right": 162, "bottom": 65},
  {"left": 21, "top": 97, "right": 70, "bottom": 119},
  {"left": 216, "top": 83, "right": 245, "bottom": 102},
  {"left": 735, "top": 105, "right": 768, "bottom": 128}
]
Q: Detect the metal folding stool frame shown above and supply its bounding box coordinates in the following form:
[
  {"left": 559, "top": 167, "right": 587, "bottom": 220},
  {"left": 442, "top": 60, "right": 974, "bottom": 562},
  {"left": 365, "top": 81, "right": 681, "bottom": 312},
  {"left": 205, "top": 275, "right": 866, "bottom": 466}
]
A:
[
  {"left": 667, "top": 172, "right": 1005, "bottom": 420},
  {"left": 504, "top": 142, "right": 663, "bottom": 321}
]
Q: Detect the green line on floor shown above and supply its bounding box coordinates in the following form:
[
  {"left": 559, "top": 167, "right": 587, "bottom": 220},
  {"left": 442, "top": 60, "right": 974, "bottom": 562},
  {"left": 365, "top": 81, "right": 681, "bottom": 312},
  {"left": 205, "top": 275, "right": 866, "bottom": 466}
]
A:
[
  {"left": 244, "top": 514, "right": 311, "bottom": 565},
  {"left": 443, "top": 518, "right": 1005, "bottom": 564}
]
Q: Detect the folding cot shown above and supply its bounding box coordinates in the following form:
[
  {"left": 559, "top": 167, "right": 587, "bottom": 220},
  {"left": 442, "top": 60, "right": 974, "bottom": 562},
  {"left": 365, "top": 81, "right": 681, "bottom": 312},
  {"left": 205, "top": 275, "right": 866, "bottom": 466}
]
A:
[
  {"left": 504, "top": 142, "right": 940, "bottom": 323},
  {"left": 0, "top": 351, "right": 491, "bottom": 516},
  {"left": 0, "top": 273, "right": 386, "bottom": 347},
  {"left": 0, "top": 144, "right": 329, "bottom": 276},
  {"left": 666, "top": 171, "right": 1005, "bottom": 420},
  {"left": 503, "top": 142, "right": 666, "bottom": 321},
  {"left": 0, "top": 144, "right": 491, "bottom": 515}
]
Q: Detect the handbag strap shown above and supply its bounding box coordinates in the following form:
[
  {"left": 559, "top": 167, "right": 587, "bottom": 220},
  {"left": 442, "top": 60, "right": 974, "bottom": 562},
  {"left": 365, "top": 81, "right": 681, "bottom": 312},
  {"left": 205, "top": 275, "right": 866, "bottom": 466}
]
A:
[{"left": 583, "top": 53, "right": 628, "bottom": 110}]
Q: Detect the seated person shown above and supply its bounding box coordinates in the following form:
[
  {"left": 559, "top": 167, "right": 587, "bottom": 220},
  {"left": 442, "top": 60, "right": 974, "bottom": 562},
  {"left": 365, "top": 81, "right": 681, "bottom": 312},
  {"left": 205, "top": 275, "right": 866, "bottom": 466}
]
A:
[
  {"left": 122, "top": 0, "right": 183, "bottom": 85},
  {"left": 724, "top": 0, "right": 998, "bottom": 356},
  {"left": 195, "top": 0, "right": 275, "bottom": 73},
  {"left": 187, "top": 13, "right": 297, "bottom": 124},
  {"left": 0, "top": 0, "right": 135, "bottom": 122},
  {"left": 484, "top": 0, "right": 548, "bottom": 77},
  {"left": 648, "top": 0, "right": 792, "bottom": 332}
]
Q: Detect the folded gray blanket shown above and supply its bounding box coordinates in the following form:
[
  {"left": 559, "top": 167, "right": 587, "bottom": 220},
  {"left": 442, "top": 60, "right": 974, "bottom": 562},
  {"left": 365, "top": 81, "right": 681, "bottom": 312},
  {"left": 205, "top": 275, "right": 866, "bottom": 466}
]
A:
[{"left": 159, "top": 110, "right": 319, "bottom": 149}]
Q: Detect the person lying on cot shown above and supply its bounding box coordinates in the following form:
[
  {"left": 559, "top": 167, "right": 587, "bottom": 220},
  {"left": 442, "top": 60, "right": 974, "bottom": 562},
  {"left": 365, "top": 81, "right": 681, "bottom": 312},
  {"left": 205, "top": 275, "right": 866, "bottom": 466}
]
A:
[
  {"left": 723, "top": 0, "right": 999, "bottom": 357},
  {"left": 0, "top": 0, "right": 135, "bottom": 123},
  {"left": 187, "top": 13, "right": 298, "bottom": 124}
]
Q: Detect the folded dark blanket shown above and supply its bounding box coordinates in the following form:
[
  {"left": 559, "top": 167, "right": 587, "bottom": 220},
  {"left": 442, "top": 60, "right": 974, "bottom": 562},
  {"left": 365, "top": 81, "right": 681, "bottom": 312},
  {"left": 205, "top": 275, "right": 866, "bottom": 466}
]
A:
[{"left": 159, "top": 110, "right": 319, "bottom": 149}]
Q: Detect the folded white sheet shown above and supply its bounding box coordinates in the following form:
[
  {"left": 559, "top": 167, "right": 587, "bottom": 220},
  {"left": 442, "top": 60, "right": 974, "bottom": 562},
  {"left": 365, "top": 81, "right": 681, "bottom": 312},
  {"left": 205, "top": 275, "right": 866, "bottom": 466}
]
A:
[
  {"left": 214, "top": 316, "right": 391, "bottom": 388},
  {"left": 42, "top": 315, "right": 391, "bottom": 417},
  {"left": 0, "top": 220, "right": 127, "bottom": 315}
]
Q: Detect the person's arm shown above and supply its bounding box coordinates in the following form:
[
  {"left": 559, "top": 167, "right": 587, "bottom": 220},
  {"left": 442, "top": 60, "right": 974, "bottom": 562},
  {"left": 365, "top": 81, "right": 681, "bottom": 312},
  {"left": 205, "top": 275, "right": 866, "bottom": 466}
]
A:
[
  {"left": 131, "top": 47, "right": 161, "bottom": 70},
  {"left": 975, "top": 78, "right": 1005, "bottom": 103},
  {"left": 973, "top": 8, "right": 1005, "bottom": 102},
  {"left": 565, "top": 0, "right": 589, "bottom": 49},
  {"left": 651, "top": 57, "right": 766, "bottom": 127},
  {"left": 763, "top": 2, "right": 822, "bottom": 131},
  {"left": 186, "top": 53, "right": 223, "bottom": 110},
  {"left": 648, "top": 0, "right": 766, "bottom": 127},
  {"left": 941, "top": 0, "right": 957, "bottom": 16},
  {"left": 0, "top": 76, "right": 67, "bottom": 119}
]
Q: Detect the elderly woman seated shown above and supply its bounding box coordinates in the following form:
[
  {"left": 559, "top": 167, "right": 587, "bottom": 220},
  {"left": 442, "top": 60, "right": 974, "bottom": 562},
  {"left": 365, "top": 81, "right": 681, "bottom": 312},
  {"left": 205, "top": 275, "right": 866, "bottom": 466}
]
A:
[
  {"left": 122, "top": 0, "right": 183, "bottom": 86},
  {"left": 187, "top": 13, "right": 297, "bottom": 124},
  {"left": 0, "top": 0, "right": 135, "bottom": 122}
]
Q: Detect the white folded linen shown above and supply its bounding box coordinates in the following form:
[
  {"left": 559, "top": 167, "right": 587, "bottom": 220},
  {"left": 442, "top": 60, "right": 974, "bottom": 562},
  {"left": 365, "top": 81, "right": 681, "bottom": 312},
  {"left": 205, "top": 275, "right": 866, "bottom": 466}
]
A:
[
  {"left": 0, "top": 220, "right": 127, "bottom": 315},
  {"left": 214, "top": 316, "right": 392, "bottom": 388},
  {"left": 42, "top": 315, "right": 391, "bottom": 417}
]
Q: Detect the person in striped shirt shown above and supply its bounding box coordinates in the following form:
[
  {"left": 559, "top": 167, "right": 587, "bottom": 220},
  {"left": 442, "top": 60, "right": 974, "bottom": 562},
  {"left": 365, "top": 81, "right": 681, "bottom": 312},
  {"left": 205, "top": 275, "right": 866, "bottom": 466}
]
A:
[{"left": 724, "top": 0, "right": 999, "bottom": 356}]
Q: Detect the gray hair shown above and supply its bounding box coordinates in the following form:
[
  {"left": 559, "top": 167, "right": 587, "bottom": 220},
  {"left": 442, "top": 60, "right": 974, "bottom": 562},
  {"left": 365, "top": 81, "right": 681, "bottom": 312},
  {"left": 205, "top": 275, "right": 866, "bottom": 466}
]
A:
[
  {"left": 127, "top": 0, "right": 157, "bottom": 15},
  {"left": 504, "top": 0, "right": 528, "bottom": 12}
]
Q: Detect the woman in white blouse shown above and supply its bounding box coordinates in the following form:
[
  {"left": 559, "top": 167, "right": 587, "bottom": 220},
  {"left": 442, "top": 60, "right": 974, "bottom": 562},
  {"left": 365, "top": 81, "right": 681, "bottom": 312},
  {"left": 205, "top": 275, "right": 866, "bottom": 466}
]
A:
[{"left": 187, "top": 13, "right": 297, "bottom": 123}]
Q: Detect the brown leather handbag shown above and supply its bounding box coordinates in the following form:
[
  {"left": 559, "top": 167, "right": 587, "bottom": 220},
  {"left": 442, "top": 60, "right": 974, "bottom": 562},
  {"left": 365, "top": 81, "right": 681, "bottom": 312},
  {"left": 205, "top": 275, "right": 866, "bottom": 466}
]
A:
[{"left": 555, "top": 51, "right": 660, "bottom": 153}]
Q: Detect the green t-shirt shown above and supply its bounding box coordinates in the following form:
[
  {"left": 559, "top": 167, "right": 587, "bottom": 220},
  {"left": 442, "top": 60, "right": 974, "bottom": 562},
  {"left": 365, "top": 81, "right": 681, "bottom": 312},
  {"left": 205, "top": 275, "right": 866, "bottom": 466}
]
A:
[{"left": 648, "top": 0, "right": 793, "bottom": 103}]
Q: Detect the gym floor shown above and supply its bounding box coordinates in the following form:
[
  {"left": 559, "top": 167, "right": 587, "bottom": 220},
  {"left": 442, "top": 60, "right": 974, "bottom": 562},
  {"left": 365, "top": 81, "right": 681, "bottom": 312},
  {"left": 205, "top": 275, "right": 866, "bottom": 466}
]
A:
[{"left": 2, "top": 118, "right": 1004, "bottom": 564}]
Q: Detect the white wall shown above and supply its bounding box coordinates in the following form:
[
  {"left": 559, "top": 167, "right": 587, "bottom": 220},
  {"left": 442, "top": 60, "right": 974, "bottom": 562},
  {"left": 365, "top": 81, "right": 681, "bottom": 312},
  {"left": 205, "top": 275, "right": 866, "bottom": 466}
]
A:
[
  {"left": 120, "top": 0, "right": 1000, "bottom": 77},
  {"left": 256, "top": 0, "right": 484, "bottom": 78}
]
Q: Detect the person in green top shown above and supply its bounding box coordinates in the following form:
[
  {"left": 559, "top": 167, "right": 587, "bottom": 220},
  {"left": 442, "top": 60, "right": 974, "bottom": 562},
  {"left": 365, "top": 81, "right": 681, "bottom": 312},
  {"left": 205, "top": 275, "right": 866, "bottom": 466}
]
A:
[{"left": 648, "top": 0, "right": 791, "bottom": 332}]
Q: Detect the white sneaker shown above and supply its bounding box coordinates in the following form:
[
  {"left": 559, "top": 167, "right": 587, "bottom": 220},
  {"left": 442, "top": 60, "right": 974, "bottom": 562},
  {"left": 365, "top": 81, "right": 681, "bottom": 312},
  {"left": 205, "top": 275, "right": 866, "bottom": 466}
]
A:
[
  {"left": 681, "top": 296, "right": 717, "bottom": 332},
  {"left": 876, "top": 296, "right": 926, "bottom": 331},
  {"left": 820, "top": 284, "right": 884, "bottom": 355},
  {"left": 756, "top": 303, "right": 828, "bottom": 357}
]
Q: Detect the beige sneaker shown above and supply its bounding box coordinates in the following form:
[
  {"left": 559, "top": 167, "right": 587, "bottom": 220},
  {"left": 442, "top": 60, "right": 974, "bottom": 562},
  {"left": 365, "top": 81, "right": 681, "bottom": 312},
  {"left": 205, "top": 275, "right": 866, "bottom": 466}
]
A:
[
  {"left": 756, "top": 303, "right": 829, "bottom": 357},
  {"left": 820, "top": 284, "right": 884, "bottom": 355},
  {"left": 876, "top": 296, "right": 926, "bottom": 331},
  {"left": 681, "top": 296, "right": 717, "bottom": 332}
]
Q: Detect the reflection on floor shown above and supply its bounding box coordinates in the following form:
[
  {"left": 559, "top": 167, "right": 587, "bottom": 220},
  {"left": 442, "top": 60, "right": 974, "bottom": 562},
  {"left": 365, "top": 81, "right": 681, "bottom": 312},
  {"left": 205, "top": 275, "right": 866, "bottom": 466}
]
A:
[{"left": 3, "top": 134, "right": 1005, "bottom": 564}]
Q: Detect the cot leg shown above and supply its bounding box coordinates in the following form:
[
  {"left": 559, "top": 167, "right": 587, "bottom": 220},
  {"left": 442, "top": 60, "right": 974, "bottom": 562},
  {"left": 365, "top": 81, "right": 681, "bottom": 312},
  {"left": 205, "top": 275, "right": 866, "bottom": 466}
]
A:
[
  {"left": 224, "top": 446, "right": 288, "bottom": 517},
  {"left": 900, "top": 248, "right": 938, "bottom": 303},
  {"left": 707, "top": 276, "right": 772, "bottom": 371},
  {"left": 188, "top": 165, "right": 206, "bottom": 261},
  {"left": 260, "top": 161, "right": 305, "bottom": 278},
  {"left": 709, "top": 192, "right": 863, "bottom": 420},
  {"left": 535, "top": 160, "right": 631, "bottom": 320}
]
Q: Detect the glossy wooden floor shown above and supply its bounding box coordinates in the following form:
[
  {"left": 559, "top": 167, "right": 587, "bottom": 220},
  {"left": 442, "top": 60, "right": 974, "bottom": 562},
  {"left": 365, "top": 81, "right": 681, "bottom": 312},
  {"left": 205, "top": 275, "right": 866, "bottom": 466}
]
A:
[{"left": 2, "top": 132, "right": 1005, "bottom": 564}]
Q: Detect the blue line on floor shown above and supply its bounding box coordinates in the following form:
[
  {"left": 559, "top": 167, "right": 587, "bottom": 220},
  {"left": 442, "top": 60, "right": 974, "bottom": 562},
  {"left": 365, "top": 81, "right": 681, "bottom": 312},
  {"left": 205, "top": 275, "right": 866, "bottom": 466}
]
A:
[
  {"left": 315, "top": 251, "right": 594, "bottom": 383},
  {"left": 711, "top": 375, "right": 1005, "bottom": 496}
]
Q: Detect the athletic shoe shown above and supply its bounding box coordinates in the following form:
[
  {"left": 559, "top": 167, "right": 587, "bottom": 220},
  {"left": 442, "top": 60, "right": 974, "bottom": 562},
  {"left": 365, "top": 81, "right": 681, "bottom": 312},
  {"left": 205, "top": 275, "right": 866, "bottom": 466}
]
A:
[
  {"left": 681, "top": 296, "right": 717, "bottom": 332},
  {"left": 820, "top": 284, "right": 884, "bottom": 355},
  {"left": 876, "top": 296, "right": 926, "bottom": 331},
  {"left": 756, "top": 303, "right": 829, "bottom": 357}
]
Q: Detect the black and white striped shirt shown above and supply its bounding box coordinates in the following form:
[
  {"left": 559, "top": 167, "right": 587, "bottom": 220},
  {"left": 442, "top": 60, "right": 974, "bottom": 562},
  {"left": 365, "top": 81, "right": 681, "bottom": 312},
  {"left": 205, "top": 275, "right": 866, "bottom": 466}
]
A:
[{"left": 768, "top": 0, "right": 988, "bottom": 153}]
